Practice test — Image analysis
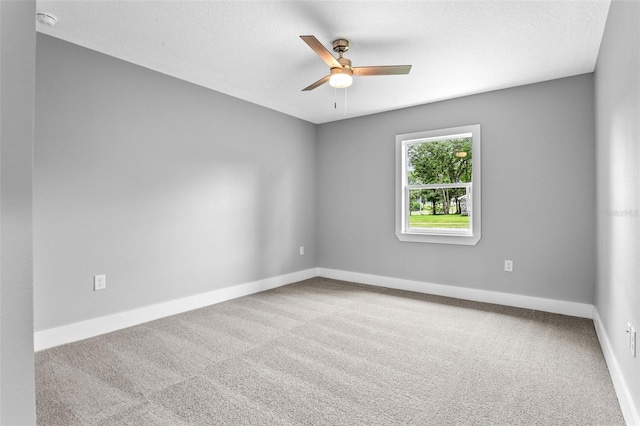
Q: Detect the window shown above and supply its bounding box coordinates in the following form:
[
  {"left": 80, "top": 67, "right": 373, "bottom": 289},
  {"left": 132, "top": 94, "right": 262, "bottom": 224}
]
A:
[{"left": 395, "top": 124, "right": 481, "bottom": 245}]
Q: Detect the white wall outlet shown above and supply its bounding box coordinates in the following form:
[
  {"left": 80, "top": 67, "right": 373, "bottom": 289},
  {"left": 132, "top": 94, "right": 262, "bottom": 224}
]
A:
[
  {"left": 299, "top": 246, "right": 304, "bottom": 256},
  {"left": 504, "top": 260, "right": 513, "bottom": 272},
  {"left": 630, "top": 325, "right": 636, "bottom": 357},
  {"left": 94, "top": 274, "right": 106, "bottom": 291}
]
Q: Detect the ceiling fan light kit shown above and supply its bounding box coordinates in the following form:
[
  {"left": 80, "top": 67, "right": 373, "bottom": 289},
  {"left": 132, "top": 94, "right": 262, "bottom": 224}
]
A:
[
  {"left": 329, "top": 67, "right": 353, "bottom": 88},
  {"left": 300, "top": 35, "right": 412, "bottom": 92}
]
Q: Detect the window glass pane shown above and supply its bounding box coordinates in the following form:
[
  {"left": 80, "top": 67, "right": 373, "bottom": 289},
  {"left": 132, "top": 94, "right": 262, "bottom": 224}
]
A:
[
  {"left": 408, "top": 188, "right": 470, "bottom": 230},
  {"left": 406, "top": 137, "right": 472, "bottom": 185}
]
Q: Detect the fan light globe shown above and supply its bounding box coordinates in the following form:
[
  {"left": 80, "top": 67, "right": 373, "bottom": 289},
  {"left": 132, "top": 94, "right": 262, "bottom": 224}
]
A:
[{"left": 329, "top": 68, "right": 353, "bottom": 88}]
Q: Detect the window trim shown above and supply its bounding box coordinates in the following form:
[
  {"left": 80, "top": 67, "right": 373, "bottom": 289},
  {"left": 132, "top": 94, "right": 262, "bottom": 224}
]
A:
[{"left": 395, "top": 124, "right": 481, "bottom": 245}]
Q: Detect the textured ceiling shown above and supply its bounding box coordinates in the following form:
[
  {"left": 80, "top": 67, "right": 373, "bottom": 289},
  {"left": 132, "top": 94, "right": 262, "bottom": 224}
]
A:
[{"left": 35, "top": 1, "right": 611, "bottom": 124}]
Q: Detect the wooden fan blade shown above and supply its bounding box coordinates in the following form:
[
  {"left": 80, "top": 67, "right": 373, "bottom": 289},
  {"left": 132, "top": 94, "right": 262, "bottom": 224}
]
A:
[
  {"left": 302, "top": 75, "right": 330, "bottom": 91},
  {"left": 352, "top": 65, "right": 412, "bottom": 76},
  {"left": 300, "top": 35, "right": 342, "bottom": 69}
]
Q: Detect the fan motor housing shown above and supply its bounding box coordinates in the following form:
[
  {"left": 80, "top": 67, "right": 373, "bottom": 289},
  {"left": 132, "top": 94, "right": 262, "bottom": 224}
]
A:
[{"left": 338, "top": 56, "right": 352, "bottom": 68}]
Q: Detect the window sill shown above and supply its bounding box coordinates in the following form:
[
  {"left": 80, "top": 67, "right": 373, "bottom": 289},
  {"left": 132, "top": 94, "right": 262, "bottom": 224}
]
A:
[{"left": 395, "top": 232, "right": 481, "bottom": 245}]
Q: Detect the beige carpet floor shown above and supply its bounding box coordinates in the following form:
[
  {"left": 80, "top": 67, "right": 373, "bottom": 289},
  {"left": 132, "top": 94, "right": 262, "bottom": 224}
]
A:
[{"left": 35, "top": 277, "right": 624, "bottom": 425}]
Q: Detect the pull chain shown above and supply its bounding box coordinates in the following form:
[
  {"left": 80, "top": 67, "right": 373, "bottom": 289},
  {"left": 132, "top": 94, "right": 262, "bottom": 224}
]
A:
[
  {"left": 332, "top": 87, "right": 348, "bottom": 116},
  {"left": 344, "top": 87, "right": 348, "bottom": 116}
]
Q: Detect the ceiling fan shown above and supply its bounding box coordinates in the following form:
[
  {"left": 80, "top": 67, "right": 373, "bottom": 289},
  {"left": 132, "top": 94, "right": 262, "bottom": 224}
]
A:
[{"left": 300, "top": 35, "right": 412, "bottom": 91}]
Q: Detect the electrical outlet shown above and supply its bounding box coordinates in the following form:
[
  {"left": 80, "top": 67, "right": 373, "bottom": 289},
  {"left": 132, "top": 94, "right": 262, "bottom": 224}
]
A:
[
  {"left": 504, "top": 260, "right": 513, "bottom": 272},
  {"left": 94, "top": 274, "right": 106, "bottom": 291},
  {"left": 299, "top": 246, "right": 304, "bottom": 256},
  {"left": 631, "top": 326, "right": 636, "bottom": 357}
]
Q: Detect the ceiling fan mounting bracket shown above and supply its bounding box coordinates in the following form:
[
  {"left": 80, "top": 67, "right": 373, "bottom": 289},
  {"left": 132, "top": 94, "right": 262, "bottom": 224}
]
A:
[{"left": 332, "top": 39, "right": 350, "bottom": 54}]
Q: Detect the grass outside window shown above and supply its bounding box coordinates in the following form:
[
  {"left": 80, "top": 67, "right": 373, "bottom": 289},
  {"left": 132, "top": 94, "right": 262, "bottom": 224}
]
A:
[{"left": 409, "top": 213, "right": 469, "bottom": 229}]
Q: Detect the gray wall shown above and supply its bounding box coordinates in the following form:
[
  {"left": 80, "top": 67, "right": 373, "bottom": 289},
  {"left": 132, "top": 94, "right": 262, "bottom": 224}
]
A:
[
  {"left": 0, "top": 0, "right": 37, "bottom": 423},
  {"left": 317, "top": 74, "right": 596, "bottom": 304},
  {"left": 34, "top": 35, "right": 317, "bottom": 331},
  {"left": 595, "top": 0, "right": 640, "bottom": 416}
]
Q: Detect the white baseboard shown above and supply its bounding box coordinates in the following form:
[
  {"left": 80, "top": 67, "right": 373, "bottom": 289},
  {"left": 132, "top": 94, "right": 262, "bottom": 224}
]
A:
[
  {"left": 593, "top": 308, "right": 640, "bottom": 426},
  {"left": 34, "top": 268, "right": 318, "bottom": 352},
  {"left": 34, "top": 266, "right": 594, "bottom": 351},
  {"left": 317, "top": 268, "right": 594, "bottom": 318}
]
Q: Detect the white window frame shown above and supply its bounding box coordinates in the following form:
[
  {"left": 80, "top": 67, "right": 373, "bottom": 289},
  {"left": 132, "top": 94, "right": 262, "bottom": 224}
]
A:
[{"left": 395, "top": 124, "right": 481, "bottom": 245}]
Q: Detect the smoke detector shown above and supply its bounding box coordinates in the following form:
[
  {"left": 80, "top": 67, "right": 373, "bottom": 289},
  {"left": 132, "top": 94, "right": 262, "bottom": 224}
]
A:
[{"left": 36, "top": 12, "right": 58, "bottom": 27}]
